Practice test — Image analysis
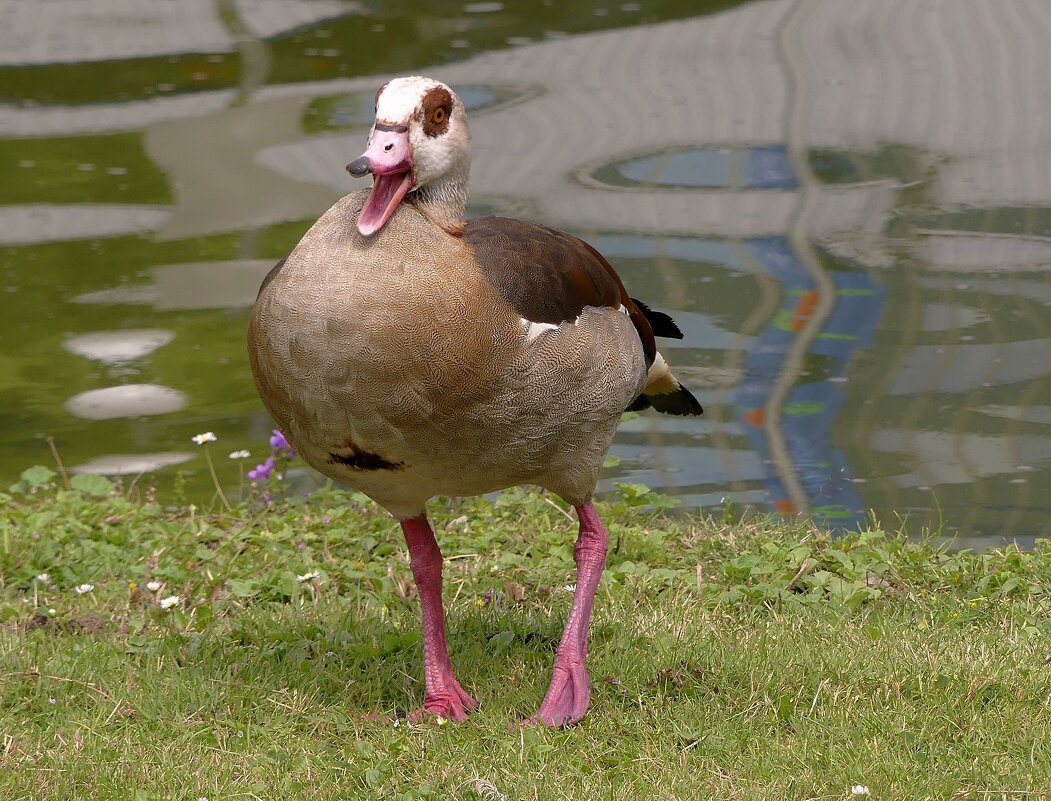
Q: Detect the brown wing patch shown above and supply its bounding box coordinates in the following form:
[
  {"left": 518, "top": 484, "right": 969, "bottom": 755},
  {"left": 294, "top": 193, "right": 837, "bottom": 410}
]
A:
[
  {"left": 463, "top": 217, "right": 657, "bottom": 363},
  {"left": 421, "top": 86, "right": 453, "bottom": 137}
]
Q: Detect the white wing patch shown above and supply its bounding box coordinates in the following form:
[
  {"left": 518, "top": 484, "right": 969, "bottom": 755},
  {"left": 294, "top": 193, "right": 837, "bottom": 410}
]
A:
[
  {"left": 521, "top": 306, "right": 625, "bottom": 343},
  {"left": 521, "top": 318, "right": 560, "bottom": 342}
]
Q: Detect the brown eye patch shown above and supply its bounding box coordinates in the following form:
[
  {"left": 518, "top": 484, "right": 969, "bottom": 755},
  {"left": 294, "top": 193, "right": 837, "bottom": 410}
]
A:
[{"left": 421, "top": 86, "right": 453, "bottom": 137}]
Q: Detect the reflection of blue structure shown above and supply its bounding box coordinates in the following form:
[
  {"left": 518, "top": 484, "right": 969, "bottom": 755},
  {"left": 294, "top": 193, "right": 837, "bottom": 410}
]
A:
[
  {"left": 596, "top": 144, "right": 797, "bottom": 190},
  {"left": 736, "top": 237, "right": 885, "bottom": 530},
  {"left": 587, "top": 144, "right": 886, "bottom": 528},
  {"left": 746, "top": 146, "right": 797, "bottom": 189}
]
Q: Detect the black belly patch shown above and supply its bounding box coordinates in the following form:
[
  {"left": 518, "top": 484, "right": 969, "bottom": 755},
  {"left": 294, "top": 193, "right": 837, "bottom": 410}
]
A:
[{"left": 327, "top": 447, "right": 405, "bottom": 471}]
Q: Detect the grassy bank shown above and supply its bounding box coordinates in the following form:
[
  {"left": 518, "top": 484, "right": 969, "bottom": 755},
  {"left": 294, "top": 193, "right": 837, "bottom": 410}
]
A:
[{"left": 1, "top": 470, "right": 1049, "bottom": 800}]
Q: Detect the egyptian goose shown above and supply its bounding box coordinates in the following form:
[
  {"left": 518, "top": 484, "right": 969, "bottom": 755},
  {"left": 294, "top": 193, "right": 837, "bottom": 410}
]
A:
[{"left": 248, "top": 76, "right": 702, "bottom": 727}]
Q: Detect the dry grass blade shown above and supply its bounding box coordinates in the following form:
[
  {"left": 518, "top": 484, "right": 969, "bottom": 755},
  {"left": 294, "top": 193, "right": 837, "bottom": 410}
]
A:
[
  {"left": 0, "top": 671, "right": 117, "bottom": 703},
  {"left": 464, "top": 778, "right": 508, "bottom": 801},
  {"left": 539, "top": 492, "right": 575, "bottom": 521}
]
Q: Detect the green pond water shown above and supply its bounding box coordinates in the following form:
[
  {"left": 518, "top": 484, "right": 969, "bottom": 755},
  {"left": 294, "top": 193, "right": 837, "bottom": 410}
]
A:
[{"left": 3, "top": 0, "right": 1050, "bottom": 547}]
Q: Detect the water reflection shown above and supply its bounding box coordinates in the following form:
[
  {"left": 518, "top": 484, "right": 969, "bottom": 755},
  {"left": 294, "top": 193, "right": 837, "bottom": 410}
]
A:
[
  {"left": 3, "top": 0, "right": 1051, "bottom": 546},
  {"left": 0, "top": 204, "right": 170, "bottom": 244},
  {"left": 588, "top": 145, "right": 797, "bottom": 191},
  {"left": 63, "top": 329, "right": 175, "bottom": 365},
  {"left": 74, "top": 261, "right": 276, "bottom": 310},
  {"left": 73, "top": 451, "right": 193, "bottom": 476},
  {"left": 66, "top": 384, "right": 187, "bottom": 421}
]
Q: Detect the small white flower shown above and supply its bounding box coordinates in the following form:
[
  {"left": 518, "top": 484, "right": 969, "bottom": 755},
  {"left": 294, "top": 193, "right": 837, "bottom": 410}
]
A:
[
  {"left": 435, "top": 717, "right": 447, "bottom": 726},
  {"left": 48, "top": 697, "right": 56, "bottom": 705},
  {"left": 146, "top": 581, "right": 162, "bottom": 592},
  {"left": 228, "top": 450, "right": 251, "bottom": 460},
  {"left": 297, "top": 570, "right": 320, "bottom": 582},
  {"left": 562, "top": 583, "right": 577, "bottom": 592},
  {"left": 74, "top": 584, "right": 94, "bottom": 595},
  {"left": 851, "top": 786, "right": 871, "bottom": 797},
  {"left": 159, "top": 595, "right": 180, "bottom": 609},
  {"left": 191, "top": 432, "right": 217, "bottom": 445},
  {"left": 35, "top": 572, "right": 50, "bottom": 584},
  {"left": 48, "top": 608, "right": 56, "bottom": 615}
]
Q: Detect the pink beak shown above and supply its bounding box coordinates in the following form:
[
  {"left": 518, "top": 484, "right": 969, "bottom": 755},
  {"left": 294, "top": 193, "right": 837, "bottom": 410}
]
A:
[{"left": 347, "top": 127, "right": 414, "bottom": 236}]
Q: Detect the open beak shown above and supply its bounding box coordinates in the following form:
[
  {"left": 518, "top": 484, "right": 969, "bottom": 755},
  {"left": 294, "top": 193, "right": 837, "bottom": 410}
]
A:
[{"left": 347, "top": 127, "right": 414, "bottom": 236}]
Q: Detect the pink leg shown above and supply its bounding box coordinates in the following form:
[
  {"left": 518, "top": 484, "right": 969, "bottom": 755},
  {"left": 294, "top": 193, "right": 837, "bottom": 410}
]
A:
[
  {"left": 527, "top": 501, "right": 609, "bottom": 727},
  {"left": 401, "top": 515, "right": 477, "bottom": 721}
]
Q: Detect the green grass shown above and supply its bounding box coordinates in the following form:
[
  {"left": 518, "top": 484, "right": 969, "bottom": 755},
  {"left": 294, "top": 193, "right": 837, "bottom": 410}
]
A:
[{"left": 1, "top": 470, "right": 1050, "bottom": 800}]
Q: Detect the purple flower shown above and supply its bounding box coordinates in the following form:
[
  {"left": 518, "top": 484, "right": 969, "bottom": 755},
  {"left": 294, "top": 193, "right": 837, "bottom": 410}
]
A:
[
  {"left": 268, "top": 429, "right": 296, "bottom": 457},
  {"left": 247, "top": 456, "right": 276, "bottom": 481}
]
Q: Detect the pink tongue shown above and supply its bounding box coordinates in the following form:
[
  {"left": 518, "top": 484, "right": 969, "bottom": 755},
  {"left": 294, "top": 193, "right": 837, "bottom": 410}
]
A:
[{"left": 358, "top": 171, "right": 413, "bottom": 236}]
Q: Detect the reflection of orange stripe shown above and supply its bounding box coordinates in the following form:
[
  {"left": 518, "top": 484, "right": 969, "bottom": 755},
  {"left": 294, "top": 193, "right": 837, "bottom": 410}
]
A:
[
  {"left": 743, "top": 408, "right": 765, "bottom": 426},
  {"left": 796, "top": 290, "right": 819, "bottom": 317},
  {"left": 773, "top": 499, "right": 796, "bottom": 516},
  {"left": 790, "top": 290, "right": 820, "bottom": 332}
]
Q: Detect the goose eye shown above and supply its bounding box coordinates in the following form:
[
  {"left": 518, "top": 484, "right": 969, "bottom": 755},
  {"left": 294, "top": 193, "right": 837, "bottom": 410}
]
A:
[{"left": 431, "top": 107, "right": 446, "bottom": 124}]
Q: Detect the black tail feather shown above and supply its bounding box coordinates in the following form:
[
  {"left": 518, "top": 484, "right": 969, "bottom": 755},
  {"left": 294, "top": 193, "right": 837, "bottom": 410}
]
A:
[
  {"left": 627, "top": 394, "right": 652, "bottom": 412},
  {"left": 631, "top": 298, "right": 684, "bottom": 339},
  {"left": 646, "top": 383, "right": 704, "bottom": 416}
]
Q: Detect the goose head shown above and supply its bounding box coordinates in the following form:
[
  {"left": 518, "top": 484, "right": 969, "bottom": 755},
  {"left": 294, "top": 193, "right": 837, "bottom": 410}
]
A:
[{"left": 347, "top": 77, "right": 471, "bottom": 236}]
